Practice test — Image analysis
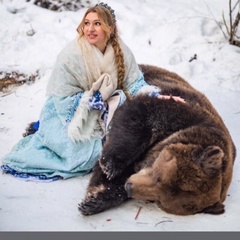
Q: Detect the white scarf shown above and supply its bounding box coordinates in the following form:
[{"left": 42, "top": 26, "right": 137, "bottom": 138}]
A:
[
  {"left": 78, "top": 37, "right": 118, "bottom": 90},
  {"left": 68, "top": 37, "right": 119, "bottom": 142}
]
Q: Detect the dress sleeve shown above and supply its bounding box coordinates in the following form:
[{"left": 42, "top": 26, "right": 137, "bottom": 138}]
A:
[{"left": 126, "top": 70, "right": 160, "bottom": 97}]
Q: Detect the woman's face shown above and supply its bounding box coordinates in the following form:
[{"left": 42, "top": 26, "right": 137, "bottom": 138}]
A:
[{"left": 83, "top": 12, "right": 109, "bottom": 53}]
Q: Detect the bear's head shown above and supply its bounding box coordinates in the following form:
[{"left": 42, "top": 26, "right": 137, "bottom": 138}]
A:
[{"left": 125, "top": 143, "right": 226, "bottom": 215}]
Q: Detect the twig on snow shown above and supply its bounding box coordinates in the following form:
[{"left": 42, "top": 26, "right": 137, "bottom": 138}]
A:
[
  {"left": 155, "top": 220, "right": 173, "bottom": 227},
  {"left": 189, "top": 54, "right": 197, "bottom": 62},
  {"left": 90, "top": 223, "right": 96, "bottom": 229},
  {"left": 135, "top": 206, "right": 142, "bottom": 220}
]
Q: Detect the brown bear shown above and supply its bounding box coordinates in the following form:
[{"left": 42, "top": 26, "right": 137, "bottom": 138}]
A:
[{"left": 78, "top": 64, "right": 236, "bottom": 216}]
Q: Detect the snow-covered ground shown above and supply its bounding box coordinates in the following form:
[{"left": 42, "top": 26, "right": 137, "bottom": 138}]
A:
[{"left": 0, "top": 0, "right": 239, "bottom": 231}]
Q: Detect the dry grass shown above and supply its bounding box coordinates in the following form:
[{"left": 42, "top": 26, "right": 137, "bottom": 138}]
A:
[{"left": 0, "top": 70, "right": 39, "bottom": 96}]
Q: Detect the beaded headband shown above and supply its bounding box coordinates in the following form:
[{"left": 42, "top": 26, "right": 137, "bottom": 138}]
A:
[{"left": 95, "top": 2, "right": 116, "bottom": 22}]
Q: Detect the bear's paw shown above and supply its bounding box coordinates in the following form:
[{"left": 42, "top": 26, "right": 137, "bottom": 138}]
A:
[
  {"left": 78, "top": 195, "right": 102, "bottom": 216},
  {"left": 78, "top": 186, "right": 128, "bottom": 215}
]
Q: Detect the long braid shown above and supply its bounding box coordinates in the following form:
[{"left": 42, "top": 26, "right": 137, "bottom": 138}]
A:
[
  {"left": 110, "top": 35, "right": 125, "bottom": 89},
  {"left": 110, "top": 30, "right": 131, "bottom": 99}
]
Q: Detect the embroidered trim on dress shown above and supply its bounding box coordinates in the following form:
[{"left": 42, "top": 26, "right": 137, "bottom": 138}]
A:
[
  {"left": 128, "top": 73, "right": 148, "bottom": 96},
  {"left": 1, "top": 165, "right": 63, "bottom": 182},
  {"left": 65, "top": 92, "right": 83, "bottom": 123}
]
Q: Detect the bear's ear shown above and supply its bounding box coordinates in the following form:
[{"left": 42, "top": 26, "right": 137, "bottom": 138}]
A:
[
  {"left": 201, "top": 202, "right": 225, "bottom": 215},
  {"left": 192, "top": 146, "right": 224, "bottom": 177}
]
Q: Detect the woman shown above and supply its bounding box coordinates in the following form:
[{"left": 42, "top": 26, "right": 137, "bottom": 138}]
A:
[{"left": 1, "top": 2, "right": 183, "bottom": 182}]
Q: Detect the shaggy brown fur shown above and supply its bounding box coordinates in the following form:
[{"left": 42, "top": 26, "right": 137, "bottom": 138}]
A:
[{"left": 78, "top": 64, "right": 236, "bottom": 216}]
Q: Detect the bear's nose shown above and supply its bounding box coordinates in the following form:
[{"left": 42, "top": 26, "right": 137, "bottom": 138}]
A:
[{"left": 125, "top": 182, "right": 133, "bottom": 198}]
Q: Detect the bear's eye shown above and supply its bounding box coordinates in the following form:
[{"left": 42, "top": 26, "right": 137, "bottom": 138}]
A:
[{"left": 156, "top": 177, "right": 161, "bottom": 183}]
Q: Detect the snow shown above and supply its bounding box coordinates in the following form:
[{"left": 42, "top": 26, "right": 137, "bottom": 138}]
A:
[{"left": 0, "top": 0, "right": 240, "bottom": 231}]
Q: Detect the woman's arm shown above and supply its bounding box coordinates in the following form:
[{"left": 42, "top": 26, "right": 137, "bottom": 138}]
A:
[{"left": 126, "top": 70, "right": 185, "bottom": 102}]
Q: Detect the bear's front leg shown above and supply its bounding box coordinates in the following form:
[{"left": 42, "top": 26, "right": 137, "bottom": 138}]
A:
[
  {"left": 98, "top": 97, "right": 154, "bottom": 179},
  {"left": 78, "top": 162, "right": 134, "bottom": 216}
]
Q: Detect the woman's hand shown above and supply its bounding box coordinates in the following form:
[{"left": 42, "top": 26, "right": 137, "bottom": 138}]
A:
[
  {"left": 99, "top": 74, "right": 114, "bottom": 101},
  {"left": 158, "top": 95, "right": 186, "bottom": 103},
  {"left": 90, "top": 73, "right": 114, "bottom": 101}
]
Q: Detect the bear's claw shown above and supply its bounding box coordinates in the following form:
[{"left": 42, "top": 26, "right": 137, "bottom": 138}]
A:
[
  {"left": 79, "top": 187, "right": 128, "bottom": 216},
  {"left": 78, "top": 196, "right": 101, "bottom": 216},
  {"left": 99, "top": 158, "right": 119, "bottom": 180}
]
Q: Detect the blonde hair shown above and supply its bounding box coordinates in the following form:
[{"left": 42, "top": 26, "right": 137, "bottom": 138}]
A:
[{"left": 77, "top": 5, "right": 126, "bottom": 91}]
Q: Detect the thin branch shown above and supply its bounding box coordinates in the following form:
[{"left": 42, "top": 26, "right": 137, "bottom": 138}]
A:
[
  {"left": 222, "top": 11, "right": 230, "bottom": 36},
  {"left": 232, "top": 12, "right": 240, "bottom": 35},
  {"left": 232, "top": 0, "right": 240, "bottom": 12},
  {"left": 229, "top": 0, "right": 233, "bottom": 42},
  {"left": 205, "top": 3, "right": 228, "bottom": 39}
]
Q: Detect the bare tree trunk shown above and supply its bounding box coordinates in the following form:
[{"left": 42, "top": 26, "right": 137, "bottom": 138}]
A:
[{"left": 229, "top": 0, "right": 240, "bottom": 47}]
